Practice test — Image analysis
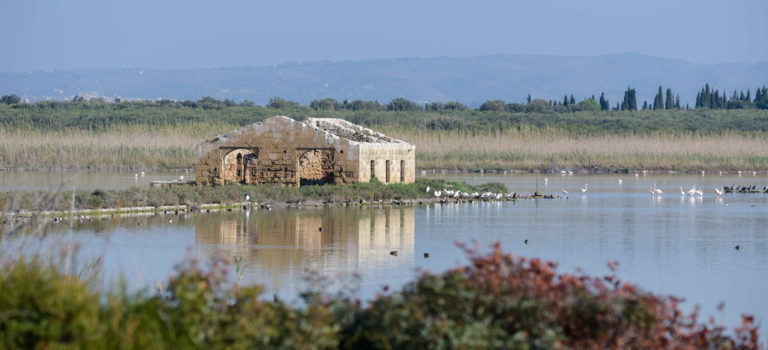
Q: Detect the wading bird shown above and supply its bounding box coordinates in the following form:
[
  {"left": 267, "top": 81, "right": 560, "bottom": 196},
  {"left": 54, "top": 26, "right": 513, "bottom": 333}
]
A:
[{"left": 580, "top": 184, "right": 588, "bottom": 193}]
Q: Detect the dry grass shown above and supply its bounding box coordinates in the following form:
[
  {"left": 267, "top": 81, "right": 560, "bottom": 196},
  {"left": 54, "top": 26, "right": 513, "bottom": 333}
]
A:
[
  {"left": 2, "top": 125, "right": 768, "bottom": 171},
  {"left": 0, "top": 124, "right": 223, "bottom": 170},
  {"left": 383, "top": 128, "right": 768, "bottom": 171}
]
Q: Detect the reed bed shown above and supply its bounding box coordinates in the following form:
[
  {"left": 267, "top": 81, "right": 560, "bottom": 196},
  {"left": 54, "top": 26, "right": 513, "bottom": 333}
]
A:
[
  {"left": 383, "top": 128, "right": 768, "bottom": 171},
  {"left": 0, "top": 124, "right": 227, "bottom": 170},
  {"left": 2, "top": 125, "right": 768, "bottom": 171}
]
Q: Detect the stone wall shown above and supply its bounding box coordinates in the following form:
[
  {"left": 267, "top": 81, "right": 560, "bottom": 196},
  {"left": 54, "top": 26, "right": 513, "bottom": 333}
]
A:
[{"left": 357, "top": 143, "right": 416, "bottom": 184}]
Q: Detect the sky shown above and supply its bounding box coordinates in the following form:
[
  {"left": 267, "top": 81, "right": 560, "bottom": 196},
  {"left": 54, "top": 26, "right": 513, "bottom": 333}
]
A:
[{"left": 1, "top": 0, "right": 767, "bottom": 72}]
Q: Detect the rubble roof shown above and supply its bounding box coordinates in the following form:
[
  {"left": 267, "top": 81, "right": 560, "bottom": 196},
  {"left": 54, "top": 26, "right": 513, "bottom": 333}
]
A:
[{"left": 304, "top": 118, "right": 406, "bottom": 144}]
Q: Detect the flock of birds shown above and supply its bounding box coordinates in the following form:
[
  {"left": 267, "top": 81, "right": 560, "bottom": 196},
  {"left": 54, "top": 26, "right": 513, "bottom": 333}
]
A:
[{"left": 428, "top": 186, "right": 508, "bottom": 200}]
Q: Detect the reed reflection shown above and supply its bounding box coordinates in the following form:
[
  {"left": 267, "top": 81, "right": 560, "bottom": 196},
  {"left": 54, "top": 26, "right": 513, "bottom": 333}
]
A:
[{"left": 195, "top": 207, "right": 415, "bottom": 295}]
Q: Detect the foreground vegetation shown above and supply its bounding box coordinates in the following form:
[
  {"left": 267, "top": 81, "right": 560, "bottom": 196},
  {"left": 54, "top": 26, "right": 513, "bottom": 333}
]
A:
[
  {"left": 3, "top": 99, "right": 768, "bottom": 171},
  {"left": 0, "top": 179, "right": 507, "bottom": 213},
  {"left": 0, "top": 243, "right": 760, "bottom": 349}
]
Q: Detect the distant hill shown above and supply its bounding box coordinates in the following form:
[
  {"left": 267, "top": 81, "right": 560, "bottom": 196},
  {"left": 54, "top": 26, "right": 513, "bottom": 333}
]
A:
[{"left": 1, "top": 53, "right": 766, "bottom": 107}]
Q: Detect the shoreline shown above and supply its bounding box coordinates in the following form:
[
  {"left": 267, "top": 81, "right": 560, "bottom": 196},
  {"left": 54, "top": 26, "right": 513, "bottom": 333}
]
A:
[
  {"left": 1, "top": 166, "right": 767, "bottom": 175},
  {"left": 1, "top": 194, "right": 560, "bottom": 221}
]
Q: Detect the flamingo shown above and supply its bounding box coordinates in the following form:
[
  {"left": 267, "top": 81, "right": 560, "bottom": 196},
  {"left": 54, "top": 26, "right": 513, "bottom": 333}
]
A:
[
  {"left": 714, "top": 188, "right": 723, "bottom": 196},
  {"left": 653, "top": 183, "right": 663, "bottom": 195},
  {"left": 696, "top": 188, "right": 704, "bottom": 197},
  {"left": 687, "top": 184, "right": 697, "bottom": 197},
  {"left": 679, "top": 186, "right": 685, "bottom": 196},
  {"left": 580, "top": 184, "right": 588, "bottom": 193},
  {"left": 618, "top": 179, "right": 623, "bottom": 184},
  {"left": 649, "top": 185, "right": 655, "bottom": 196},
  {"left": 562, "top": 188, "right": 568, "bottom": 196}
]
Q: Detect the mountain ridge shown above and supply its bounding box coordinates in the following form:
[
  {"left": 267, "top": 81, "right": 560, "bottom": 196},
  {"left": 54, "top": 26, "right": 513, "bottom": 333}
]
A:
[{"left": 1, "top": 53, "right": 766, "bottom": 107}]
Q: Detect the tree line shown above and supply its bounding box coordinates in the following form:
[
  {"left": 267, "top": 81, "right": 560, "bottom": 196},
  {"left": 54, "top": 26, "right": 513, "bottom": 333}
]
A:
[{"left": 2, "top": 83, "right": 767, "bottom": 112}]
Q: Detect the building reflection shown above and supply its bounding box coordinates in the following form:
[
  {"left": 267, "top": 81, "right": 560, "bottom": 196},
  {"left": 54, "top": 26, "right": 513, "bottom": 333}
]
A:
[{"left": 194, "top": 207, "right": 415, "bottom": 295}]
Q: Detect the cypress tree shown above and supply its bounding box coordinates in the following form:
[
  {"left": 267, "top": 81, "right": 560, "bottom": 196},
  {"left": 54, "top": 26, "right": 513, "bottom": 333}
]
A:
[
  {"left": 653, "top": 86, "right": 663, "bottom": 110},
  {"left": 569, "top": 95, "right": 576, "bottom": 105},
  {"left": 599, "top": 92, "right": 608, "bottom": 111},
  {"left": 695, "top": 91, "right": 701, "bottom": 108},
  {"left": 665, "top": 88, "right": 673, "bottom": 110},
  {"left": 675, "top": 94, "right": 680, "bottom": 109},
  {"left": 527, "top": 93, "right": 531, "bottom": 104},
  {"left": 563, "top": 95, "right": 569, "bottom": 107},
  {"left": 746, "top": 89, "right": 751, "bottom": 102}
]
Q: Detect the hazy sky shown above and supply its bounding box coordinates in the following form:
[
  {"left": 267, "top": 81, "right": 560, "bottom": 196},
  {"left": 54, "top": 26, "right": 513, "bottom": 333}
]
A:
[{"left": 2, "top": 0, "right": 767, "bottom": 71}]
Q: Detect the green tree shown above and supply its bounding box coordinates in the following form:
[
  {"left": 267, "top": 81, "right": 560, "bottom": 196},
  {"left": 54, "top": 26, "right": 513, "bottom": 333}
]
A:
[
  {"left": 653, "top": 86, "right": 664, "bottom": 110},
  {"left": 665, "top": 88, "right": 674, "bottom": 110},
  {"left": 266, "top": 97, "right": 300, "bottom": 110},
  {"left": 387, "top": 97, "right": 421, "bottom": 112},
  {"left": 0, "top": 94, "right": 21, "bottom": 104},
  {"left": 310, "top": 98, "right": 338, "bottom": 111},
  {"left": 479, "top": 99, "right": 508, "bottom": 112},
  {"left": 599, "top": 92, "right": 609, "bottom": 111}
]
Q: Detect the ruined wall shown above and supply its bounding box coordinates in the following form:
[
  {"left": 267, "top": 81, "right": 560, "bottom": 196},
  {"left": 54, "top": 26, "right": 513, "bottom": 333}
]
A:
[
  {"left": 357, "top": 143, "right": 416, "bottom": 184},
  {"left": 196, "top": 116, "right": 360, "bottom": 187}
]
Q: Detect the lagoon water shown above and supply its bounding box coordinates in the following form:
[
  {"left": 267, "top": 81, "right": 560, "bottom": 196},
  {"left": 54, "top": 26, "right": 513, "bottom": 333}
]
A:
[{"left": 2, "top": 172, "right": 768, "bottom": 335}]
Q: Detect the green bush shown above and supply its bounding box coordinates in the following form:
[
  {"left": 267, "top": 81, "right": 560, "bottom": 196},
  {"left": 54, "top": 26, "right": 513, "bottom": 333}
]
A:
[{"left": 0, "top": 244, "right": 760, "bottom": 349}]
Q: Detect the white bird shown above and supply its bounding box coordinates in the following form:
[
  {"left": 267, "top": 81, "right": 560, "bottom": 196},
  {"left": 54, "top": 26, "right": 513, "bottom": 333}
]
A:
[
  {"left": 652, "top": 183, "right": 663, "bottom": 195},
  {"left": 140, "top": 171, "right": 145, "bottom": 176},
  {"left": 714, "top": 188, "right": 723, "bottom": 196},
  {"left": 649, "top": 185, "right": 655, "bottom": 196},
  {"left": 753, "top": 171, "right": 757, "bottom": 176},
  {"left": 696, "top": 188, "right": 704, "bottom": 197},
  {"left": 719, "top": 171, "right": 723, "bottom": 175},
  {"left": 544, "top": 177, "right": 548, "bottom": 184},
  {"left": 635, "top": 173, "right": 639, "bottom": 177},
  {"left": 687, "top": 185, "right": 697, "bottom": 197},
  {"left": 560, "top": 170, "right": 567, "bottom": 175},
  {"left": 495, "top": 193, "right": 503, "bottom": 200},
  {"left": 434, "top": 190, "right": 441, "bottom": 198},
  {"left": 245, "top": 194, "right": 250, "bottom": 201},
  {"left": 425, "top": 186, "right": 430, "bottom": 192},
  {"left": 567, "top": 169, "right": 574, "bottom": 175},
  {"left": 680, "top": 186, "right": 685, "bottom": 196},
  {"left": 562, "top": 188, "right": 568, "bottom": 195},
  {"left": 580, "top": 184, "right": 588, "bottom": 193},
  {"left": 135, "top": 173, "right": 138, "bottom": 177},
  {"left": 618, "top": 179, "right": 623, "bottom": 184},
  {"left": 179, "top": 175, "right": 184, "bottom": 180}
]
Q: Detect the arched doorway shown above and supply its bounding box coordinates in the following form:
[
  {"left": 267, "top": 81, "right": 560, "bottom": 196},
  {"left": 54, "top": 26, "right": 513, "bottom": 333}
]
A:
[
  {"left": 298, "top": 149, "right": 334, "bottom": 186},
  {"left": 222, "top": 149, "right": 256, "bottom": 183}
]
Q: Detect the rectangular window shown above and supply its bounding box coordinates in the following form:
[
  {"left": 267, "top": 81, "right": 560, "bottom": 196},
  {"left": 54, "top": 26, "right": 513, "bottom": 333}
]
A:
[
  {"left": 386, "top": 160, "right": 391, "bottom": 183},
  {"left": 370, "top": 160, "right": 375, "bottom": 180},
  {"left": 400, "top": 160, "right": 405, "bottom": 182}
]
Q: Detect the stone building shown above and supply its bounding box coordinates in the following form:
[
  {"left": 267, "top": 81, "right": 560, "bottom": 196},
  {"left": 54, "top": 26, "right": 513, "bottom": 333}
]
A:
[{"left": 195, "top": 116, "right": 415, "bottom": 186}]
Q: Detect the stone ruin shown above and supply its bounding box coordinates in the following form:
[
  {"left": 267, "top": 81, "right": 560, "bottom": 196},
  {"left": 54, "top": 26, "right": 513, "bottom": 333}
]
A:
[{"left": 195, "top": 116, "right": 415, "bottom": 187}]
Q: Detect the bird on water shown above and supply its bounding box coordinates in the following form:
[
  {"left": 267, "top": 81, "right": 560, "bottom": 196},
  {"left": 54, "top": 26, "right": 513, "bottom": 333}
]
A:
[{"left": 390, "top": 251, "right": 398, "bottom": 256}]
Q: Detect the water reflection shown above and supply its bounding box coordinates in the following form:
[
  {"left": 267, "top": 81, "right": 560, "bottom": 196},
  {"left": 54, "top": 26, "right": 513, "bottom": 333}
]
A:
[{"left": 194, "top": 207, "right": 415, "bottom": 295}]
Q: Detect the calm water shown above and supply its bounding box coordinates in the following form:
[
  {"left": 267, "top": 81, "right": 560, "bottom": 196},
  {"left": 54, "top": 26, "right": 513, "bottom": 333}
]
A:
[
  {"left": 0, "top": 170, "right": 192, "bottom": 192},
  {"left": 2, "top": 172, "right": 768, "bottom": 335}
]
